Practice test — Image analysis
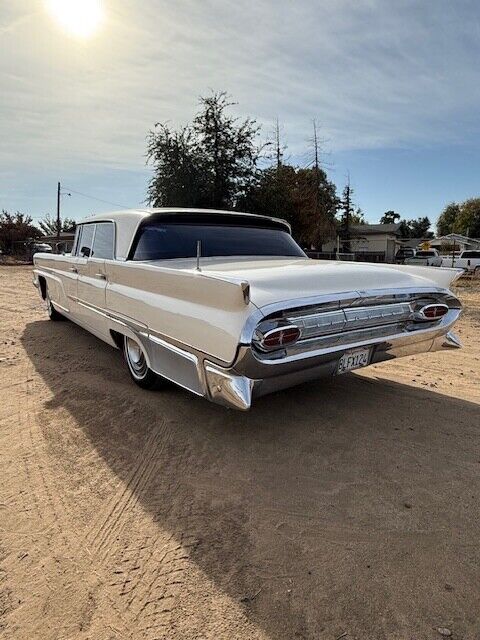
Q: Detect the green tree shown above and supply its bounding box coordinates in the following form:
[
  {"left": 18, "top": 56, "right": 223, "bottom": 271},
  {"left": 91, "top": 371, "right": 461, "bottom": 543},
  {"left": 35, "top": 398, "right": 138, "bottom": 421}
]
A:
[
  {"left": 351, "top": 207, "right": 365, "bottom": 224},
  {"left": 0, "top": 210, "right": 41, "bottom": 254},
  {"left": 147, "top": 92, "right": 263, "bottom": 209},
  {"left": 408, "top": 216, "right": 433, "bottom": 238},
  {"left": 436, "top": 202, "right": 460, "bottom": 236},
  {"left": 398, "top": 219, "right": 412, "bottom": 238},
  {"left": 337, "top": 180, "right": 356, "bottom": 250},
  {"left": 294, "top": 167, "right": 337, "bottom": 248},
  {"left": 456, "top": 198, "right": 480, "bottom": 237},
  {"left": 240, "top": 164, "right": 338, "bottom": 249},
  {"left": 397, "top": 216, "right": 433, "bottom": 239},
  {"left": 240, "top": 164, "right": 297, "bottom": 223},
  {"left": 380, "top": 210, "right": 400, "bottom": 224},
  {"left": 146, "top": 124, "right": 205, "bottom": 207},
  {"left": 193, "top": 92, "right": 262, "bottom": 207},
  {"left": 37, "top": 214, "right": 76, "bottom": 236}
]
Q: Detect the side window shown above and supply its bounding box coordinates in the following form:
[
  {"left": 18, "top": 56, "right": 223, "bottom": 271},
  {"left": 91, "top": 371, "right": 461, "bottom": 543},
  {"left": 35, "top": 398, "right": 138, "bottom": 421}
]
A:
[
  {"left": 79, "top": 224, "right": 95, "bottom": 258},
  {"left": 92, "top": 222, "right": 115, "bottom": 259}
]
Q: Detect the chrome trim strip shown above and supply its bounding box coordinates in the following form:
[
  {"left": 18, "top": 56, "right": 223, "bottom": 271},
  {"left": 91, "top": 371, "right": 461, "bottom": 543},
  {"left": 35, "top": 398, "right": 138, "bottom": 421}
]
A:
[
  {"left": 76, "top": 298, "right": 110, "bottom": 319},
  {"left": 106, "top": 309, "right": 148, "bottom": 332},
  {"left": 52, "top": 301, "right": 69, "bottom": 314}
]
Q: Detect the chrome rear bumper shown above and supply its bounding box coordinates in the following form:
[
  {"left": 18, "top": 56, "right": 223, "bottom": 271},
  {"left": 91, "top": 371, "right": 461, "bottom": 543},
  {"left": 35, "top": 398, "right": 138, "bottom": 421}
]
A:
[{"left": 203, "top": 325, "right": 462, "bottom": 411}]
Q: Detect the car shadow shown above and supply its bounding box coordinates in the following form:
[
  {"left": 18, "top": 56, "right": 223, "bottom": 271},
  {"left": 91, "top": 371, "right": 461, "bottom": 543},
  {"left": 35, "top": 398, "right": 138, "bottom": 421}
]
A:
[{"left": 21, "top": 318, "right": 480, "bottom": 639}]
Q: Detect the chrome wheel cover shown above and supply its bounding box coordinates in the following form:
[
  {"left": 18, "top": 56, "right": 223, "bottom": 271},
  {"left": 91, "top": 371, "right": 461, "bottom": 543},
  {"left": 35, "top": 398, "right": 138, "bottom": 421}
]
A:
[{"left": 125, "top": 337, "right": 148, "bottom": 379}]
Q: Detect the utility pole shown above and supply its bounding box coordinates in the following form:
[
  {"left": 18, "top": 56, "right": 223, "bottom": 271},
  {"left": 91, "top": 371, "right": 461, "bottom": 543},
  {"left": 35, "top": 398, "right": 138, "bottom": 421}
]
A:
[
  {"left": 312, "top": 119, "right": 319, "bottom": 173},
  {"left": 345, "top": 173, "right": 351, "bottom": 245},
  {"left": 56, "top": 181, "right": 61, "bottom": 243},
  {"left": 274, "top": 117, "right": 282, "bottom": 169}
]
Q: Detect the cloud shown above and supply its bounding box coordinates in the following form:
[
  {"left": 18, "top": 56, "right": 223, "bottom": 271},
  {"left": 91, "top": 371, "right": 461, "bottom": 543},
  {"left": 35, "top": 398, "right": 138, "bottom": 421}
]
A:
[{"left": 1, "top": 0, "right": 480, "bottom": 180}]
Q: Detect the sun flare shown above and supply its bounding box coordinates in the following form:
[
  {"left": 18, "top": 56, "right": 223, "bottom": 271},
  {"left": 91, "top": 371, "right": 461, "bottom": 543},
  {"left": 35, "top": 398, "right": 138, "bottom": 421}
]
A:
[{"left": 46, "top": 0, "right": 104, "bottom": 38}]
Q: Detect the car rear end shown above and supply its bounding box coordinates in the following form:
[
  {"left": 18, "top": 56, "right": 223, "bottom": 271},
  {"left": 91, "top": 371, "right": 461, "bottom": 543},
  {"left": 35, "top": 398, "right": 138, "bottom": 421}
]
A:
[{"left": 203, "top": 287, "right": 462, "bottom": 409}]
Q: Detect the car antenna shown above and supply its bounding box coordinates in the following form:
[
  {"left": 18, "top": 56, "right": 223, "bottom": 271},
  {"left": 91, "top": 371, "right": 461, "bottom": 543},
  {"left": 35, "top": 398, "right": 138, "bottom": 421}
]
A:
[{"left": 196, "top": 240, "right": 202, "bottom": 272}]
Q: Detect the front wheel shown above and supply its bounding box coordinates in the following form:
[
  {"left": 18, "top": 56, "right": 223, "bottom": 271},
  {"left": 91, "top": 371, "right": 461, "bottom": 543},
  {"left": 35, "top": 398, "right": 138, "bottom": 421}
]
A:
[{"left": 123, "top": 335, "right": 163, "bottom": 389}]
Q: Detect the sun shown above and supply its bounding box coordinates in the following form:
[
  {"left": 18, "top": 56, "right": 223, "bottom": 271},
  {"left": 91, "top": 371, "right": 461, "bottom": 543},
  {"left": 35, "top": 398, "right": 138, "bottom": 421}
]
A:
[{"left": 46, "top": 0, "right": 104, "bottom": 38}]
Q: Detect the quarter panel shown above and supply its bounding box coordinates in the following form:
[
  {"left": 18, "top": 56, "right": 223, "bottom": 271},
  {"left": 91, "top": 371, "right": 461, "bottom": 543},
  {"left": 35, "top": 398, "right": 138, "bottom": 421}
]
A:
[
  {"left": 33, "top": 253, "right": 77, "bottom": 312},
  {"left": 104, "top": 261, "right": 257, "bottom": 364}
]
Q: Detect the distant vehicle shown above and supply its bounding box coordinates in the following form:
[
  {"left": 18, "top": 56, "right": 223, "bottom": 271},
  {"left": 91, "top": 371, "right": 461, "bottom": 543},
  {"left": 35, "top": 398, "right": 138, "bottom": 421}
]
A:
[
  {"left": 405, "top": 249, "right": 442, "bottom": 267},
  {"left": 395, "top": 247, "right": 416, "bottom": 264},
  {"left": 33, "top": 243, "right": 53, "bottom": 254},
  {"left": 441, "top": 250, "right": 480, "bottom": 275}
]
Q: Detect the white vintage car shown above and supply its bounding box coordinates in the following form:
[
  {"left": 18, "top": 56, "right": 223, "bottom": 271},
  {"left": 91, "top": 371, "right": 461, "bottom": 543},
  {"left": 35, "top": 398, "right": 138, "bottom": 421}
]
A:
[{"left": 33, "top": 208, "right": 463, "bottom": 410}]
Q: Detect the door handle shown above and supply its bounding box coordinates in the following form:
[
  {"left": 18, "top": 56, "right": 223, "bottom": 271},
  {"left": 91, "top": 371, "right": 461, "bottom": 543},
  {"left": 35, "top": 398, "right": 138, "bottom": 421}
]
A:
[
  {"left": 69, "top": 267, "right": 78, "bottom": 273},
  {"left": 95, "top": 273, "right": 107, "bottom": 280}
]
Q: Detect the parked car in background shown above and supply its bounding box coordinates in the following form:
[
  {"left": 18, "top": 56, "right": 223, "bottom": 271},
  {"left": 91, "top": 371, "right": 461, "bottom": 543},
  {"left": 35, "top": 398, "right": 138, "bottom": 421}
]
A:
[
  {"left": 33, "top": 208, "right": 463, "bottom": 410},
  {"left": 405, "top": 249, "right": 442, "bottom": 267},
  {"left": 395, "top": 247, "right": 416, "bottom": 264},
  {"left": 441, "top": 250, "right": 480, "bottom": 274},
  {"left": 32, "top": 243, "right": 53, "bottom": 254}
]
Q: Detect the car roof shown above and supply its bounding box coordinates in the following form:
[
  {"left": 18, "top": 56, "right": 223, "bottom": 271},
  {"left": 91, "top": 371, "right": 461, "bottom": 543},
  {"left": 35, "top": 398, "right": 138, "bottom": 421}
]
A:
[{"left": 77, "top": 208, "right": 291, "bottom": 261}]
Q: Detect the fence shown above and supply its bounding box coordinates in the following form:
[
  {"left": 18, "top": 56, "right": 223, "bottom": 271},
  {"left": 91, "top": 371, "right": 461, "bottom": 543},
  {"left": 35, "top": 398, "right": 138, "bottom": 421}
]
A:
[{"left": 307, "top": 251, "right": 386, "bottom": 263}]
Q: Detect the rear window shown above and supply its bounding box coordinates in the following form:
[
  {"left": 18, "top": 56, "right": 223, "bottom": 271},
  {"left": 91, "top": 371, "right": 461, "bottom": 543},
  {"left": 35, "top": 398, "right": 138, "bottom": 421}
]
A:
[
  {"left": 462, "top": 251, "right": 480, "bottom": 258},
  {"left": 416, "top": 251, "right": 436, "bottom": 257},
  {"left": 130, "top": 223, "right": 305, "bottom": 261}
]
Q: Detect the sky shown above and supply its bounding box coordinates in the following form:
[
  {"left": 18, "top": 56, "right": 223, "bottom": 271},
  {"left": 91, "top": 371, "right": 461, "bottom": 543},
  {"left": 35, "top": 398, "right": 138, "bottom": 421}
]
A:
[{"left": 1, "top": 0, "right": 480, "bottom": 228}]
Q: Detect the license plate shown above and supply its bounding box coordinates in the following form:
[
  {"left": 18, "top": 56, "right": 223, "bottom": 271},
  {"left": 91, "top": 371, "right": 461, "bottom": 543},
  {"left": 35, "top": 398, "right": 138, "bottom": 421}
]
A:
[{"left": 337, "top": 347, "right": 371, "bottom": 374}]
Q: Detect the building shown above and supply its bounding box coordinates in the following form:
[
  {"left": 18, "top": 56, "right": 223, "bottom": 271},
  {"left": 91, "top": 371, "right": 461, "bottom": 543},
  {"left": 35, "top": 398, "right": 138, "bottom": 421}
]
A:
[
  {"left": 429, "top": 233, "right": 480, "bottom": 253},
  {"left": 322, "top": 223, "right": 402, "bottom": 262},
  {"left": 41, "top": 231, "right": 76, "bottom": 253}
]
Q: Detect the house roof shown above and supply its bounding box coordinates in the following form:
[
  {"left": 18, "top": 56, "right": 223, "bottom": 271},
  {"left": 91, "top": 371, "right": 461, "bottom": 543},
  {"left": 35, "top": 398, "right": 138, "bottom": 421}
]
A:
[
  {"left": 400, "top": 237, "right": 430, "bottom": 248},
  {"left": 430, "top": 233, "right": 480, "bottom": 248},
  {"left": 42, "top": 231, "right": 75, "bottom": 241},
  {"left": 350, "top": 223, "right": 401, "bottom": 235}
]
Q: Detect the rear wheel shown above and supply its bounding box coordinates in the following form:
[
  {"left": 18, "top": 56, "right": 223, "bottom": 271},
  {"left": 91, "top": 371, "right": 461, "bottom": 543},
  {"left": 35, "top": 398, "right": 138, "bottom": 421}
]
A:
[
  {"left": 123, "top": 335, "right": 163, "bottom": 389},
  {"left": 46, "top": 288, "right": 63, "bottom": 321}
]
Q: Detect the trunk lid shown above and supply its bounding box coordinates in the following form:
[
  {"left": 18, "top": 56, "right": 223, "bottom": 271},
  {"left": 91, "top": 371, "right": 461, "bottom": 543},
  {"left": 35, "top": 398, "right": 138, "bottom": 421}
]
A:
[{"left": 194, "top": 257, "right": 461, "bottom": 308}]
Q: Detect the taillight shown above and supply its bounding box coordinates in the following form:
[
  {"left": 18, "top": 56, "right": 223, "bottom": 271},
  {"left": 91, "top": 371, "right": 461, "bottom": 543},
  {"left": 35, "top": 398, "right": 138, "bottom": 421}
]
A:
[
  {"left": 416, "top": 304, "right": 449, "bottom": 321},
  {"left": 256, "top": 325, "right": 301, "bottom": 351}
]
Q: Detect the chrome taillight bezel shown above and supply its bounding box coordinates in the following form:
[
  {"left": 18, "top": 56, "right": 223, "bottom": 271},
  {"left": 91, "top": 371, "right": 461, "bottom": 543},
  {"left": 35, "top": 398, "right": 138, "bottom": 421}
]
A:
[
  {"left": 253, "top": 324, "right": 301, "bottom": 352},
  {"left": 413, "top": 303, "right": 449, "bottom": 321}
]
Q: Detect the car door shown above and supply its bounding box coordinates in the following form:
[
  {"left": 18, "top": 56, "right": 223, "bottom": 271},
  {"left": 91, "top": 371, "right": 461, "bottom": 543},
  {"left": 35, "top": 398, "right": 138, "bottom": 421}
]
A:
[
  {"left": 60, "top": 224, "right": 82, "bottom": 318},
  {"left": 41, "top": 225, "right": 81, "bottom": 314},
  {"left": 76, "top": 222, "right": 114, "bottom": 337}
]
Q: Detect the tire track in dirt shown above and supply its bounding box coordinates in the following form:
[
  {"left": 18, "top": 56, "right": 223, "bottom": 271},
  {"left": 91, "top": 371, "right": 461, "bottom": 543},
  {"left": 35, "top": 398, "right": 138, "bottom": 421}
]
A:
[
  {"left": 81, "top": 418, "right": 197, "bottom": 638},
  {"left": 85, "top": 418, "right": 172, "bottom": 560}
]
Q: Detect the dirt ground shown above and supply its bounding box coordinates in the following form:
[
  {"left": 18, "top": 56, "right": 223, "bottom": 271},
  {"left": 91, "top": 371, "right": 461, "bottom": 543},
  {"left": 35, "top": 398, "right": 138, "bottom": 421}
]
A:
[{"left": 1, "top": 265, "right": 479, "bottom": 640}]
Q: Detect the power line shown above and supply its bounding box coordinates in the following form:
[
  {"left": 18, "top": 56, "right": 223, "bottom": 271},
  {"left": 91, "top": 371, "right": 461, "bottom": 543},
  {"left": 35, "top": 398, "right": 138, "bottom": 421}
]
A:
[{"left": 62, "top": 187, "right": 133, "bottom": 210}]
